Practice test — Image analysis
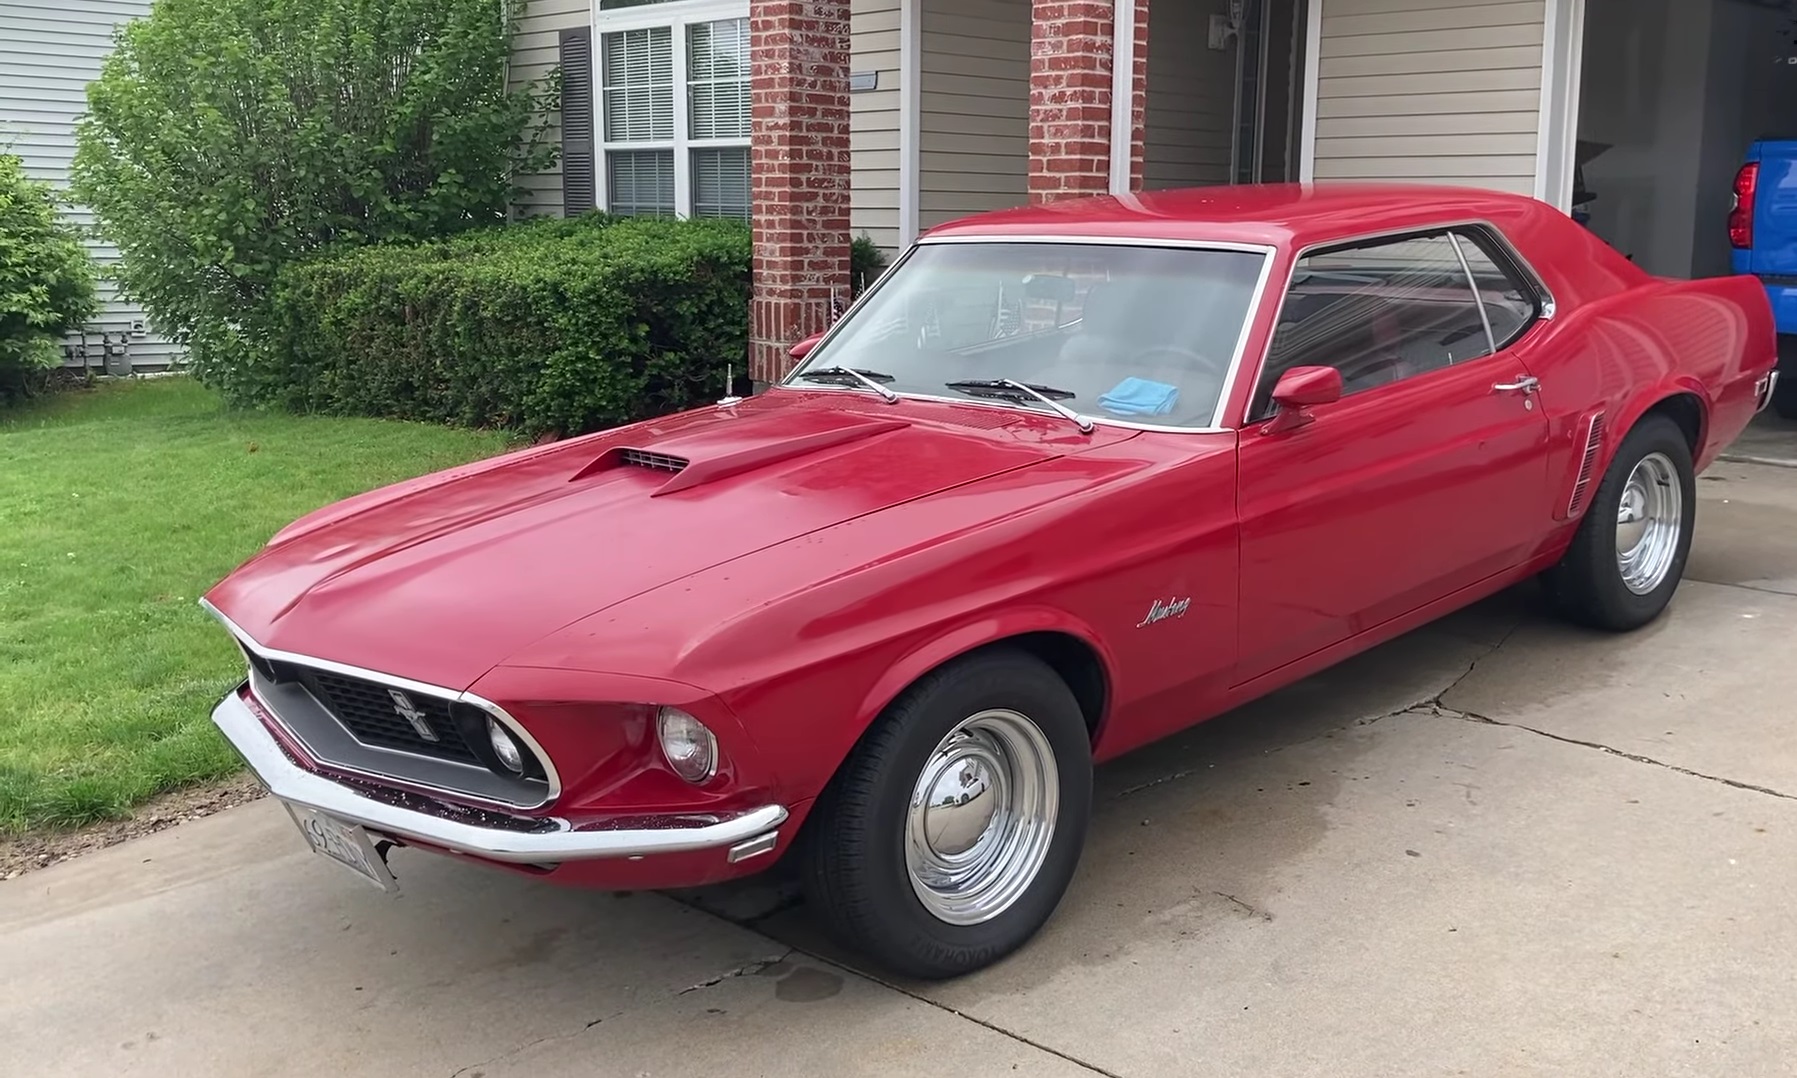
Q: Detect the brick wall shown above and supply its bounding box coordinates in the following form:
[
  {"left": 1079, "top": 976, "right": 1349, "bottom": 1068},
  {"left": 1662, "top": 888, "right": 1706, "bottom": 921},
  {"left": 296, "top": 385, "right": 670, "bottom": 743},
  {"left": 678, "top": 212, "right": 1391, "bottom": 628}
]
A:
[
  {"left": 1028, "top": 0, "right": 1148, "bottom": 202},
  {"left": 749, "top": 0, "right": 854, "bottom": 386}
]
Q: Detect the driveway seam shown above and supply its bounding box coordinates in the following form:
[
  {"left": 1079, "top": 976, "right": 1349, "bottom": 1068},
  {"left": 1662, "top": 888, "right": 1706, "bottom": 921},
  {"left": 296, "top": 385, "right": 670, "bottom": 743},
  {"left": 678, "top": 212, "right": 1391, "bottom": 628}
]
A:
[
  {"left": 794, "top": 948, "right": 1129, "bottom": 1078},
  {"left": 1684, "top": 576, "right": 1797, "bottom": 599},
  {"left": 1430, "top": 705, "right": 1797, "bottom": 803}
]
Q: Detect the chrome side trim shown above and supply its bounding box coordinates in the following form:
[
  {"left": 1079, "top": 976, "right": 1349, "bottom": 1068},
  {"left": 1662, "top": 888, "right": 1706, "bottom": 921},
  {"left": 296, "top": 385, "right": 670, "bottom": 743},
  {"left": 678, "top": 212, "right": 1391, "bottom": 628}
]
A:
[
  {"left": 213, "top": 692, "right": 788, "bottom": 864},
  {"left": 782, "top": 236, "right": 1278, "bottom": 435},
  {"left": 199, "top": 599, "right": 563, "bottom": 810}
]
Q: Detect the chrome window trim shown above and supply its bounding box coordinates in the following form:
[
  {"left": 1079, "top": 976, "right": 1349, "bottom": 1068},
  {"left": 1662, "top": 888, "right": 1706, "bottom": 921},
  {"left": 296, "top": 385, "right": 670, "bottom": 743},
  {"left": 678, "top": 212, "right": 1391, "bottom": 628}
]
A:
[
  {"left": 1447, "top": 232, "right": 1499, "bottom": 356},
  {"left": 1240, "top": 217, "right": 1556, "bottom": 426},
  {"left": 780, "top": 235, "right": 1280, "bottom": 434},
  {"left": 200, "top": 599, "right": 561, "bottom": 810}
]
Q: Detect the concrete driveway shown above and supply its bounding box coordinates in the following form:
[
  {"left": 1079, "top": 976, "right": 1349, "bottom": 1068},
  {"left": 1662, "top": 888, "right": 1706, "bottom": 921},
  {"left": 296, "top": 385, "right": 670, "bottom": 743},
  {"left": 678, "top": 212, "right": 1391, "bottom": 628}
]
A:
[{"left": 4, "top": 460, "right": 1795, "bottom": 1078}]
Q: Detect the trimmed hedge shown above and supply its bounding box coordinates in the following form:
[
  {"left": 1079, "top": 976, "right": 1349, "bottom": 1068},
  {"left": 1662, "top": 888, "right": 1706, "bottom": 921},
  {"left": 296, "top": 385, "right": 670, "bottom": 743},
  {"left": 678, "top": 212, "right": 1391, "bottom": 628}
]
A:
[{"left": 263, "top": 215, "right": 750, "bottom": 437}]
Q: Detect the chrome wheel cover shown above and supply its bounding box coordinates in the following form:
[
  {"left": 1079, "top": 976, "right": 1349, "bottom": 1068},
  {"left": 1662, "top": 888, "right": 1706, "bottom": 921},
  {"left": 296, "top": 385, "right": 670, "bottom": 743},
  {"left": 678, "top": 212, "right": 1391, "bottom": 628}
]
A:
[
  {"left": 905, "top": 709, "right": 1059, "bottom": 927},
  {"left": 1615, "top": 451, "right": 1682, "bottom": 596}
]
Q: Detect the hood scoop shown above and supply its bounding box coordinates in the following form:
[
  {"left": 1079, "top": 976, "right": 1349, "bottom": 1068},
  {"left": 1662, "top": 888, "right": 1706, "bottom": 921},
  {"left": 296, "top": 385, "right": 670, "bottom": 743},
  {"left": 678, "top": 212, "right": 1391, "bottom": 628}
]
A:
[
  {"left": 572, "top": 412, "right": 910, "bottom": 495},
  {"left": 619, "top": 448, "right": 690, "bottom": 474}
]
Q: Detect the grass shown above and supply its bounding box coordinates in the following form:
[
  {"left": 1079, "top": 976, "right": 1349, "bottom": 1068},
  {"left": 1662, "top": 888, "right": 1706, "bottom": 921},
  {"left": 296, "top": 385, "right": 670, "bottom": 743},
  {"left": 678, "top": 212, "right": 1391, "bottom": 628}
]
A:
[{"left": 0, "top": 377, "right": 515, "bottom": 834}]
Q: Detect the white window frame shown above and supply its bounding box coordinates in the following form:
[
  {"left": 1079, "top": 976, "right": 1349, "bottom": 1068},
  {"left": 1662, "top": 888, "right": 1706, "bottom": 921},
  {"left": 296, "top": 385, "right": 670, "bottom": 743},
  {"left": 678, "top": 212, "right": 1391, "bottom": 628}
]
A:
[{"left": 593, "top": 0, "right": 752, "bottom": 218}]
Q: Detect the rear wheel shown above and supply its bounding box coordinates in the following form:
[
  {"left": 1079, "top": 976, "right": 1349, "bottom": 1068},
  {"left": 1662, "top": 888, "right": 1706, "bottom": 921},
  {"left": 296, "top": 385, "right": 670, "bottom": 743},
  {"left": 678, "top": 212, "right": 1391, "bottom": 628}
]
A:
[
  {"left": 1773, "top": 372, "right": 1797, "bottom": 420},
  {"left": 1546, "top": 414, "right": 1695, "bottom": 630},
  {"left": 801, "top": 650, "right": 1092, "bottom": 979},
  {"left": 1774, "top": 336, "right": 1797, "bottom": 420}
]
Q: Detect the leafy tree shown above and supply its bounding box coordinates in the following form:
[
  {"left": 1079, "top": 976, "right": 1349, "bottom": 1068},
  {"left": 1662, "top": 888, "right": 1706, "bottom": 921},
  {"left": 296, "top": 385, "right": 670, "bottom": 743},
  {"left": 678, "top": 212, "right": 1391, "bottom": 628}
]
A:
[
  {"left": 0, "top": 153, "right": 96, "bottom": 403},
  {"left": 72, "top": 0, "right": 558, "bottom": 396}
]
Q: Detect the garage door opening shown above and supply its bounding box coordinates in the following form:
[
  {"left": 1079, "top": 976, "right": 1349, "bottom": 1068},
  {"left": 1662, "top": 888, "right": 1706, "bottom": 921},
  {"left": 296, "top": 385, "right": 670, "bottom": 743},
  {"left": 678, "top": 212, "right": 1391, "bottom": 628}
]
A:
[{"left": 1572, "top": 0, "right": 1797, "bottom": 278}]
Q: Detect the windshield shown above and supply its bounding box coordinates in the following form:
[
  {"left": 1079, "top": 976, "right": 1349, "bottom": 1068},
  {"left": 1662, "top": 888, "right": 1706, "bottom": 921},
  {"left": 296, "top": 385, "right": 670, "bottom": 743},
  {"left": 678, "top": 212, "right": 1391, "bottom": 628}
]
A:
[{"left": 787, "top": 241, "right": 1267, "bottom": 428}]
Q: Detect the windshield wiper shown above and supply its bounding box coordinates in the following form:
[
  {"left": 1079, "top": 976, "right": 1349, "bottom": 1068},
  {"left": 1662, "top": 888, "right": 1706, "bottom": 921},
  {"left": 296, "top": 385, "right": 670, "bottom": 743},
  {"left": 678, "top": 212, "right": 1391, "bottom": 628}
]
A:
[
  {"left": 944, "top": 379, "right": 1094, "bottom": 434},
  {"left": 798, "top": 366, "right": 899, "bottom": 402}
]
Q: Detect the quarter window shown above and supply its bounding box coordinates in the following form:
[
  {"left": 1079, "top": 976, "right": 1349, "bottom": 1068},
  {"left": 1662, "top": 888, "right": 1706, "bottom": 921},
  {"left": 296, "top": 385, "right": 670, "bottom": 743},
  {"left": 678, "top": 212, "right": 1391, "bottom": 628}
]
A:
[
  {"left": 1452, "top": 230, "right": 1541, "bottom": 349},
  {"left": 1254, "top": 232, "right": 1492, "bottom": 418},
  {"left": 596, "top": 0, "right": 751, "bottom": 220}
]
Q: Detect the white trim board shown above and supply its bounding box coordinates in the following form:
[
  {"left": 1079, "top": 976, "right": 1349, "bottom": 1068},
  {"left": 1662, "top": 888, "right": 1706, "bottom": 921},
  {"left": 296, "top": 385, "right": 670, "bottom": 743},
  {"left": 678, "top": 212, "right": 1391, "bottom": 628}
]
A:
[
  {"left": 1297, "top": 0, "right": 1321, "bottom": 183},
  {"left": 1109, "top": 0, "right": 1138, "bottom": 194},
  {"left": 899, "top": 0, "right": 921, "bottom": 244},
  {"left": 1535, "top": 0, "right": 1587, "bottom": 210}
]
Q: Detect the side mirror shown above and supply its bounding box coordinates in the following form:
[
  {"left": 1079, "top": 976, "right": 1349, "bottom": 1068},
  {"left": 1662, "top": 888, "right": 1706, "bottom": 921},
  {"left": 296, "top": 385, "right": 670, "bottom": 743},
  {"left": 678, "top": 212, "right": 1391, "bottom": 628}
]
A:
[
  {"left": 789, "top": 331, "right": 826, "bottom": 362},
  {"left": 1263, "top": 365, "right": 1342, "bottom": 434}
]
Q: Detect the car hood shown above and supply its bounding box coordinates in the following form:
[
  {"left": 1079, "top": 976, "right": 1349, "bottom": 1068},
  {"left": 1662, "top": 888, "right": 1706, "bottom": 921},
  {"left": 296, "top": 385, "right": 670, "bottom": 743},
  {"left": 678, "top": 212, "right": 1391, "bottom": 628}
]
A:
[{"left": 206, "top": 391, "right": 1130, "bottom": 689}]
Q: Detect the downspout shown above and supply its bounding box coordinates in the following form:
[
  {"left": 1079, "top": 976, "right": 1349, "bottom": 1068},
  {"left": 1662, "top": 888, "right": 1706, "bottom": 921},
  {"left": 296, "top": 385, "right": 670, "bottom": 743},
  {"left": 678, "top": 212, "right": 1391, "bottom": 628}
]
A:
[{"left": 1108, "top": 0, "right": 1137, "bottom": 195}]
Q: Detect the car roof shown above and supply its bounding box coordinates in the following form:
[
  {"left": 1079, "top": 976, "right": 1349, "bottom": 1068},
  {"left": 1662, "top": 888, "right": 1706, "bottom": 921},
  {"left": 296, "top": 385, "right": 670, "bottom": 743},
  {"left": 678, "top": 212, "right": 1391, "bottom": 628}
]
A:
[{"left": 919, "top": 183, "right": 1549, "bottom": 250}]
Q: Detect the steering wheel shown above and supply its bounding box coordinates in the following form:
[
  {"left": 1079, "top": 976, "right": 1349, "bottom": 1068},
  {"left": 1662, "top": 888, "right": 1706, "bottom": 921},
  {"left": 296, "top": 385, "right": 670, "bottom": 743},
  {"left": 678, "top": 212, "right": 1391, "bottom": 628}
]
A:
[{"left": 1127, "top": 345, "right": 1221, "bottom": 376}]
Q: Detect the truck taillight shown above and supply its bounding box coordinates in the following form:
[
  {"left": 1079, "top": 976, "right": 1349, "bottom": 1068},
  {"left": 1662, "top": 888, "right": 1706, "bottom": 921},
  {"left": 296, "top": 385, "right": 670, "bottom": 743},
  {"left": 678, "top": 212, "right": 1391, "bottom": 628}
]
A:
[{"left": 1730, "top": 162, "right": 1760, "bottom": 249}]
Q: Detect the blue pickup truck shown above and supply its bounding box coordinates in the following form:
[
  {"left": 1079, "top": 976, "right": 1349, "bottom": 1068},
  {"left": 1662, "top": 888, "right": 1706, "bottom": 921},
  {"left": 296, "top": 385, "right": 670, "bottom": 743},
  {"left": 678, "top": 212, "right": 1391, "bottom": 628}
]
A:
[{"left": 1732, "top": 141, "right": 1797, "bottom": 417}]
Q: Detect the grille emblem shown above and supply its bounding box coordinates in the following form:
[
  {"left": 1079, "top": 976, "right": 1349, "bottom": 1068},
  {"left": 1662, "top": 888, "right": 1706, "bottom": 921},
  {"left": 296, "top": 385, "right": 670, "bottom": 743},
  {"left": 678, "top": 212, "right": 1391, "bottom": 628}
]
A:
[{"left": 387, "top": 689, "right": 439, "bottom": 742}]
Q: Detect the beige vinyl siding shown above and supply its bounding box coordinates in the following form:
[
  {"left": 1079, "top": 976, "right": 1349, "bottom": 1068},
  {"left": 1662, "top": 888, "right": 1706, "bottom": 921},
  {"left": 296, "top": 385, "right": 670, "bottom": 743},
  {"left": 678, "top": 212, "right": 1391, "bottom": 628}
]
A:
[
  {"left": 852, "top": 0, "right": 902, "bottom": 251},
  {"left": 1142, "top": 0, "right": 1236, "bottom": 190},
  {"left": 0, "top": 0, "right": 182, "bottom": 369},
  {"left": 1312, "top": 0, "right": 1545, "bottom": 195},
  {"left": 510, "top": 0, "right": 591, "bottom": 218},
  {"left": 918, "top": 0, "right": 1029, "bottom": 230}
]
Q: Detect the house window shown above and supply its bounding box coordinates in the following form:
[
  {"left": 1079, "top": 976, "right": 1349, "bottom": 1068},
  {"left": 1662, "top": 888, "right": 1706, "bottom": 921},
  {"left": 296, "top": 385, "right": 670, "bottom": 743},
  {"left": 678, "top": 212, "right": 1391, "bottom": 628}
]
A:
[{"left": 596, "top": 0, "right": 751, "bottom": 220}]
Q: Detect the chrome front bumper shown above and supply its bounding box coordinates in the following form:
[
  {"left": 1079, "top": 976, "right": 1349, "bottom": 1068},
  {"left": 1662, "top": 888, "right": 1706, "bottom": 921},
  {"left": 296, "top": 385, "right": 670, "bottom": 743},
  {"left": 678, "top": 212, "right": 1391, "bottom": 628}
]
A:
[
  {"left": 1756, "top": 369, "right": 1781, "bottom": 414},
  {"left": 212, "top": 690, "right": 788, "bottom": 865}
]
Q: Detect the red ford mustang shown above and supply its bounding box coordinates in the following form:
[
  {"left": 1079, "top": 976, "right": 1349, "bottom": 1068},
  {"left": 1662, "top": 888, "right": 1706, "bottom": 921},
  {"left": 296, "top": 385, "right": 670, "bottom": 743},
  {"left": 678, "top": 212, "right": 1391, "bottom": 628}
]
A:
[{"left": 206, "top": 185, "right": 1780, "bottom": 978}]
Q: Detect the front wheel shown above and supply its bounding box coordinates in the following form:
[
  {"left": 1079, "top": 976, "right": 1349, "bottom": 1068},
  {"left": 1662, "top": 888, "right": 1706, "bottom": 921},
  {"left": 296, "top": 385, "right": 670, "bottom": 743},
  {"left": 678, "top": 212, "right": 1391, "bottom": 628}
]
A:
[
  {"left": 1546, "top": 414, "right": 1695, "bottom": 630},
  {"left": 801, "top": 650, "right": 1092, "bottom": 979}
]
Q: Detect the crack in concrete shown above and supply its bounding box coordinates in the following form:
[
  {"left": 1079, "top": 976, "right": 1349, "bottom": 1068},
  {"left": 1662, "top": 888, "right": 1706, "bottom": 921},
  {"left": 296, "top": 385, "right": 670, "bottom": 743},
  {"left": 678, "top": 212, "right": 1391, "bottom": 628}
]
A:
[
  {"left": 1110, "top": 767, "right": 1200, "bottom": 800},
  {"left": 675, "top": 950, "right": 793, "bottom": 994},
  {"left": 1214, "top": 890, "right": 1274, "bottom": 922},
  {"left": 445, "top": 1011, "right": 621, "bottom": 1078},
  {"left": 443, "top": 952, "right": 790, "bottom": 1076},
  {"left": 1684, "top": 576, "right": 1797, "bottom": 600},
  {"left": 1432, "top": 704, "right": 1797, "bottom": 803},
  {"left": 794, "top": 950, "right": 1128, "bottom": 1078}
]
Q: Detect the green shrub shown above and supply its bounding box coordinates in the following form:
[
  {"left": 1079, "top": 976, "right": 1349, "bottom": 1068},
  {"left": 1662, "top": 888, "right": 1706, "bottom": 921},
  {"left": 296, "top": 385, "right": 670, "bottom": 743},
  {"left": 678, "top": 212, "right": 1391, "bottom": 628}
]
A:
[
  {"left": 851, "top": 234, "right": 889, "bottom": 298},
  {"left": 0, "top": 154, "right": 96, "bottom": 404},
  {"left": 262, "top": 215, "right": 749, "bottom": 437},
  {"left": 70, "top": 0, "right": 557, "bottom": 398}
]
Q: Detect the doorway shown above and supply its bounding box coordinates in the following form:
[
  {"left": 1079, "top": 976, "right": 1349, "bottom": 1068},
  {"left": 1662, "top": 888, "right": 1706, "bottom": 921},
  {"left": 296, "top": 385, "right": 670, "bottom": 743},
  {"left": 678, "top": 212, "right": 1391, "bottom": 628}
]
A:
[{"left": 1141, "top": 0, "right": 1307, "bottom": 190}]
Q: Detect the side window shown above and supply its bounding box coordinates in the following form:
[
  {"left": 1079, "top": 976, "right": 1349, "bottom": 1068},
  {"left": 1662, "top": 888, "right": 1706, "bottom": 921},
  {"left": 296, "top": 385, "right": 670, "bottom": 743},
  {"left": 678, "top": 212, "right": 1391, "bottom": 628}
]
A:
[
  {"left": 1452, "top": 229, "right": 1541, "bottom": 349},
  {"left": 1252, "top": 232, "right": 1490, "bottom": 420}
]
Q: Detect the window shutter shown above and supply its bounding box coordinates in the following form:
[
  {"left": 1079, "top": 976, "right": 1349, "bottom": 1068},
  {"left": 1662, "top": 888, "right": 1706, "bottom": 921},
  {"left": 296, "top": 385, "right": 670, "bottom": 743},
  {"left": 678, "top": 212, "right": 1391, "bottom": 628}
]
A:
[{"left": 560, "top": 27, "right": 597, "bottom": 215}]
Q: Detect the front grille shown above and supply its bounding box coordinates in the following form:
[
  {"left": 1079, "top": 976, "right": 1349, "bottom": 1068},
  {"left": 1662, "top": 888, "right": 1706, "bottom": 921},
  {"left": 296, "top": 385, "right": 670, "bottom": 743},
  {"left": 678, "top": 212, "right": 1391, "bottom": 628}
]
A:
[{"left": 298, "top": 669, "right": 482, "bottom": 765}]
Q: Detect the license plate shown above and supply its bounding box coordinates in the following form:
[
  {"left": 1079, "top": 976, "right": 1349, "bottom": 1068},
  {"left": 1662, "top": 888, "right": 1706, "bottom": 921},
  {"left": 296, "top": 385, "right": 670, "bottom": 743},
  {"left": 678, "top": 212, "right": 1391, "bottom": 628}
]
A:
[{"left": 284, "top": 803, "right": 398, "bottom": 892}]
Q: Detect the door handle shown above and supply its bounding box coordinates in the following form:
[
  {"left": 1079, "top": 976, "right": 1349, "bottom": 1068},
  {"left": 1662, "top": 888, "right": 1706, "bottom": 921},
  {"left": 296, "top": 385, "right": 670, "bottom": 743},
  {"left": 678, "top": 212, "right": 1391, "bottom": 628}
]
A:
[{"left": 1493, "top": 376, "right": 1540, "bottom": 394}]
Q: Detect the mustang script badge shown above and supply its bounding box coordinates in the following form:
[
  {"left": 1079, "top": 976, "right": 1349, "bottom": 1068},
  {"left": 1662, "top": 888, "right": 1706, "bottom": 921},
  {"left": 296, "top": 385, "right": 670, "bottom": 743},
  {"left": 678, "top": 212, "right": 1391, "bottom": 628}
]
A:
[
  {"left": 1136, "top": 596, "right": 1191, "bottom": 628},
  {"left": 387, "top": 689, "right": 439, "bottom": 742}
]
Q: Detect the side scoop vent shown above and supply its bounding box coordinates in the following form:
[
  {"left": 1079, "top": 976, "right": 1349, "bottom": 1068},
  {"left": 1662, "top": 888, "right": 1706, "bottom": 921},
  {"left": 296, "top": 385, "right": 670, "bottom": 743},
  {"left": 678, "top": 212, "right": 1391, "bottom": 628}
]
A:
[
  {"left": 1567, "top": 412, "right": 1605, "bottom": 517},
  {"left": 618, "top": 449, "right": 689, "bottom": 474}
]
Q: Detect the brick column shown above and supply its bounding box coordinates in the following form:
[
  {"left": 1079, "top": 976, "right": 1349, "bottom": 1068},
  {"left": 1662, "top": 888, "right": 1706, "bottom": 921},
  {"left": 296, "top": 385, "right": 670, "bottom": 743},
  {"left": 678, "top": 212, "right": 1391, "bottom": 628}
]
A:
[
  {"left": 749, "top": 0, "right": 853, "bottom": 387},
  {"left": 1029, "top": 0, "right": 1148, "bottom": 203}
]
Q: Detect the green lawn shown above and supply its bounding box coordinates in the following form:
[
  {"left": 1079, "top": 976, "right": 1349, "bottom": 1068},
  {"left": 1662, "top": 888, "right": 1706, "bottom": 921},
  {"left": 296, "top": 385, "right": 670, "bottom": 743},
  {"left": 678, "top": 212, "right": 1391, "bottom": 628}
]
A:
[{"left": 0, "top": 378, "right": 515, "bottom": 834}]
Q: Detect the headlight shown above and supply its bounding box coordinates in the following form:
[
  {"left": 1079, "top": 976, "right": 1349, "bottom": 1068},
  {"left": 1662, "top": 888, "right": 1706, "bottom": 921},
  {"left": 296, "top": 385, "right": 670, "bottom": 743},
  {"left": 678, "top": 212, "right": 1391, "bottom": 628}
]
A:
[
  {"left": 657, "top": 707, "right": 717, "bottom": 784},
  {"left": 486, "top": 717, "right": 526, "bottom": 775}
]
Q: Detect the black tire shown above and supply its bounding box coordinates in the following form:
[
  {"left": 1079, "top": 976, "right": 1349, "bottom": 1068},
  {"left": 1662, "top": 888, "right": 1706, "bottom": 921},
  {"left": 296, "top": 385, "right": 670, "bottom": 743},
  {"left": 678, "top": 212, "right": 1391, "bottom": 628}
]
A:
[
  {"left": 1774, "top": 337, "right": 1797, "bottom": 420},
  {"left": 801, "top": 649, "right": 1092, "bottom": 980},
  {"left": 1546, "top": 414, "right": 1695, "bottom": 631},
  {"left": 1773, "top": 372, "right": 1797, "bottom": 420}
]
